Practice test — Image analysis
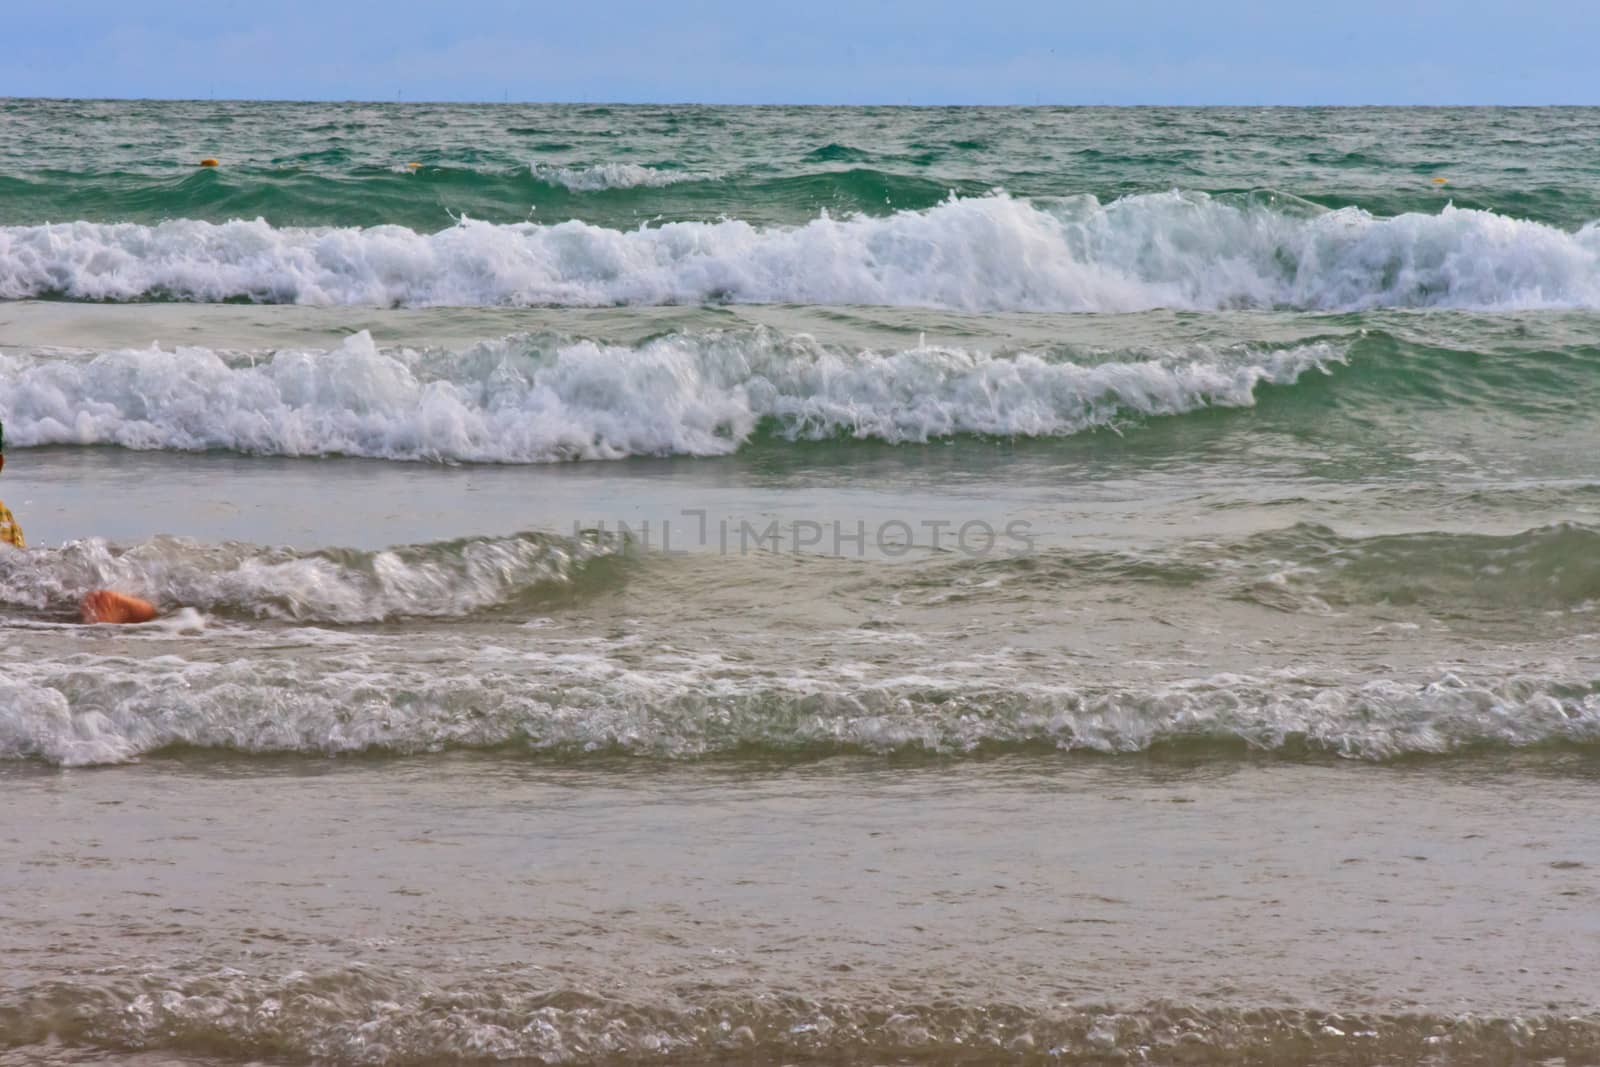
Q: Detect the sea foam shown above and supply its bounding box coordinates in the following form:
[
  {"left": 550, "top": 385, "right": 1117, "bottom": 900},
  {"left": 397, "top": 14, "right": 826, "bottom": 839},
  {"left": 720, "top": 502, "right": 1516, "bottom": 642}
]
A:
[
  {"left": 0, "top": 330, "right": 1339, "bottom": 462},
  {"left": 531, "top": 162, "right": 707, "bottom": 191},
  {"left": 0, "top": 530, "right": 618, "bottom": 624},
  {"left": 4, "top": 644, "right": 1597, "bottom": 766},
  {"left": 1, "top": 192, "right": 1596, "bottom": 310}
]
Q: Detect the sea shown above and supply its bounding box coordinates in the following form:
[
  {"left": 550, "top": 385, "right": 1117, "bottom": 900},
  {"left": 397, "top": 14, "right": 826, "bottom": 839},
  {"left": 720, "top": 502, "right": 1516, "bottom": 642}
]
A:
[{"left": 2, "top": 100, "right": 1599, "bottom": 1066}]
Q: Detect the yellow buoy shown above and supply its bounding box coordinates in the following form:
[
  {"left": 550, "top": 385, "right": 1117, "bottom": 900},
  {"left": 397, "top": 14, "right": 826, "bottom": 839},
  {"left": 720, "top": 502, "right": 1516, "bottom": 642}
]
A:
[
  {"left": 407, "top": 161, "right": 422, "bottom": 169},
  {"left": 1431, "top": 177, "right": 1448, "bottom": 184},
  {"left": 199, "top": 158, "right": 219, "bottom": 167}
]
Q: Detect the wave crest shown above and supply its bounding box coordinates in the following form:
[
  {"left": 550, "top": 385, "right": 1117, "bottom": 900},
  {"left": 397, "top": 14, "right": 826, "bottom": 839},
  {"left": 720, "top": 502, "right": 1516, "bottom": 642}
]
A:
[
  {"left": 0, "top": 330, "right": 1340, "bottom": 462},
  {"left": 1, "top": 192, "right": 1597, "bottom": 310},
  {"left": 0, "top": 530, "right": 620, "bottom": 624},
  {"left": 4, "top": 651, "right": 1598, "bottom": 766},
  {"left": 530, "top": 162, "right": 708, "bottom": 191}
]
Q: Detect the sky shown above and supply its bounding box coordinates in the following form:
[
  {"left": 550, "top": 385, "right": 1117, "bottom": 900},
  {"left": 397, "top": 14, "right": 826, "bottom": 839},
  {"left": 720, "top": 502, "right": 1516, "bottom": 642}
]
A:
[{"left": 7, "top": 0, "right": 1599, "bottom": 105}]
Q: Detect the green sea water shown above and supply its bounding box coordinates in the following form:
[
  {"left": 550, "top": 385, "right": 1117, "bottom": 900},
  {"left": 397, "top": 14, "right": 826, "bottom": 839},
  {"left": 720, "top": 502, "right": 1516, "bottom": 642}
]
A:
[{"left": 4, "top": 101, "right": 1600, "bottom": 231}]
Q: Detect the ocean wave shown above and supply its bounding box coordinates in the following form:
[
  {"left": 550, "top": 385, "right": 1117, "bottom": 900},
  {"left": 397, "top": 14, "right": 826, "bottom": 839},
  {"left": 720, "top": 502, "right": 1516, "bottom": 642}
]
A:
[
  {"left": 0, "top": 530, "right": 620, "bottom": 625},
  {"left": 1, "top": 192, "right": 1597, "bottom": 309},
  {"left": 0, "top": 167, "right": 982, "bottom": 233},
  {"left": 3, "top": 517, "right": 1593, "bottom": 635},
  {"left": 0, "top": 330, "right": 1339, "bottom": 462},
  {"left": 6, "top": 522, "right": 1600, "bottom": 765},
  {"left": 3, "top": 639, "right": 1597, "bottom": 765},
  {"left": 5, "top": 968, "right": 1595, "bottom": 1066},
  {"left": 1233, "top": 522, "right": 1600, "bottom": 613},
  {"left": 971, "top": 522, "right": 1600, "bottom": 614}
]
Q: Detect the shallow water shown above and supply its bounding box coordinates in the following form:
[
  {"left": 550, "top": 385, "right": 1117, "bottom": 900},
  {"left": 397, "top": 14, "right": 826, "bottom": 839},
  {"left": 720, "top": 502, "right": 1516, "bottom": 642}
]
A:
[{"left": 5, "top": 754, "right": 1600, "bottom": 1065}]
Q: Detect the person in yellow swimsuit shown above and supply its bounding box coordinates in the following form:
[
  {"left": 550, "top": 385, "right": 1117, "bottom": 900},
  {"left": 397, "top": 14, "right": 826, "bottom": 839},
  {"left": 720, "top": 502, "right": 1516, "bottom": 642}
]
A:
[
  {"left": 0, "top": 421, "right": 22, "bottom": 549},
  {"left": 0, "top": 496, "right": 19, "bottom": 547},
  {"left": 0, "top": 420, "right": 158, "bottom": 623}
]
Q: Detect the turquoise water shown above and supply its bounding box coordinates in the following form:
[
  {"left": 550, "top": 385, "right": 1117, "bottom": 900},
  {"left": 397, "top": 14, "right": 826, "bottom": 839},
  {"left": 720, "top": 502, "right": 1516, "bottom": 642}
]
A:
[
  {"left": 4, "top": 102, "right": 1600, "bottom": 231},
  {"left": 2, "top": 102, "right": 1600, "bottom": 1066}
]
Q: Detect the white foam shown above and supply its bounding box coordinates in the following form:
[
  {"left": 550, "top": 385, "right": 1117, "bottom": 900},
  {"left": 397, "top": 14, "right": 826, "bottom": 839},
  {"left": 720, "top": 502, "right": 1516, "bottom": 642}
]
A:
[
  {"left": 0, "top": 531, "right": 616, "bottom": 624},
  {"left": 0, "top": 330, "right": 1340, "bottom": 462},
  {"left": 532, "top": 162, "right": 705, "bottom": 191},
  {"left": 2, "top": 643, "right": 1597, "bottom": 766},
  {"left": 1, "top": 192, "right": 1596, "bottom": 309}
]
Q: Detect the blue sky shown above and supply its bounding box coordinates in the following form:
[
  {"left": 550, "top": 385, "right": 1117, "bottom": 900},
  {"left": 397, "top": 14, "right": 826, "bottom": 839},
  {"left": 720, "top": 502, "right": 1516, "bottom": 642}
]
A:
[{"left": 8, "top": 1, "right": 1598, "bottom": 105}]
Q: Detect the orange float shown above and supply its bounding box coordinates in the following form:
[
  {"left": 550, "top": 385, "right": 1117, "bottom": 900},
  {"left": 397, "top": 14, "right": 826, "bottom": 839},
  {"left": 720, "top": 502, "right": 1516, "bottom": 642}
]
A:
[{"left": 81, "top": 590, "right": 159, "bottom": 625}]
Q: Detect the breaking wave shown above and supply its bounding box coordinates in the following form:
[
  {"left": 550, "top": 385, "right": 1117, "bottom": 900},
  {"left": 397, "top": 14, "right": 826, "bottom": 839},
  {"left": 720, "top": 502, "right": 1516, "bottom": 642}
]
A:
[
  {"left": 4, "top": 644, "right": 1598, "bottom": 765},
  {"left": 2, "top": 192, "right": 1598, "bottom": 310},
  {"left": 0, "top": 330, "right": 1340, "bottom": 462},
  {"left": 0, "top": 530, "right": 621, "bottom": 625}
]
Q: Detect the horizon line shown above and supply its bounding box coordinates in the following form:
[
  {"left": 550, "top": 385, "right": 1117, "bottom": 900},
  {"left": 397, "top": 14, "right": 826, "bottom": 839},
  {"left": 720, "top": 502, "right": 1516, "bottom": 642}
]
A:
[{"left": 4, "top": 94, "right": 1596, "bottom": 109}]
